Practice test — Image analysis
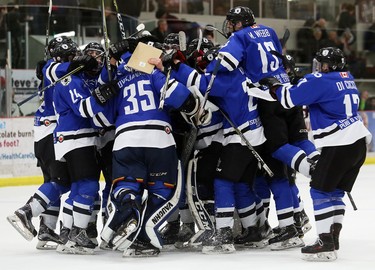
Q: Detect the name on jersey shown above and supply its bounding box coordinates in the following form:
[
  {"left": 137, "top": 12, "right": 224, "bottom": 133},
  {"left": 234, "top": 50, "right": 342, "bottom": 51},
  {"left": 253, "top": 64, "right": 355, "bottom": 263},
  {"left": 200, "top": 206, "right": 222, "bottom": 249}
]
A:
[
  {"left": 249, "top": 29, "right": 271, "bottom": 39},
  {"left": 338, "top": 115, "right": 360, "bottom": 129},
  {"left": 336, "top": 80, "right": 357, "bottom": 91},
  {"left": 118, "top": 72, "right": 142, "bottom": 88}
]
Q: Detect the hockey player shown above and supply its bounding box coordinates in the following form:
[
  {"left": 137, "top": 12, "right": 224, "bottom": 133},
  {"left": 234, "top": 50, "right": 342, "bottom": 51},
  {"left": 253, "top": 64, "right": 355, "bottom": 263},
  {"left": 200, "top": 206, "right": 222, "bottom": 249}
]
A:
[
  {"left": 6, "top": 36, "right": 96, "bottom": 250},
  {"left": 209, "top": 6, "right": 318, "bottom": 250},
  {"left": 51, "top": 40, "right": 117, "bottom": 255},
  {"left": 99, "top": 38, "right": 208, "bottom": 257},
  {"left": 261, "top": 47, "right": 372, "bottom": 261}
]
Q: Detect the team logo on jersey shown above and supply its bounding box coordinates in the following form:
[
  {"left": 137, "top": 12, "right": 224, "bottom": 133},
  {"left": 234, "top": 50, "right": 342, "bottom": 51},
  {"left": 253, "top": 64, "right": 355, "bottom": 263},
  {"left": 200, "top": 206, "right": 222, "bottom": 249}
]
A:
[
  {"left": 61, "top": 76, "right": 72, "bottom": 86},
  {"left": 340, "top": 72, "right": 349, "bottom": 78},
  {"left": 58, "top": 134, "right": 64, "bottom": 143},
  {"left": 43, "top": 119, "right": 51, "bottom": 126},
  {"left": 164, "top": 126, "right": 171, "bottom": 134}
]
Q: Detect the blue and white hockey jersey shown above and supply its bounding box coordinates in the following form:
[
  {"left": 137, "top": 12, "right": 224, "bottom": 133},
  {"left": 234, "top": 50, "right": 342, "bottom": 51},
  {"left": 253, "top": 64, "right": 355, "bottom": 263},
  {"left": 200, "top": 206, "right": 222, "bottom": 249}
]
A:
[
  {"left": 102, "top": 64, "right": 193, "bottom": 152},
  {"left": 33, "top": 60, "right": 69, "bottom": 142},
  {"left": 215, "top": 24, "right": 289, "bottom": 84},
  {"left": 274, "top": 71, "right": 372, "bottom": 148},
  {"left": 53, "top": 72, "right": 106, "bottom": 160},
  {"left": 174, "top": 62, "right": 266, "bottom": 147}
]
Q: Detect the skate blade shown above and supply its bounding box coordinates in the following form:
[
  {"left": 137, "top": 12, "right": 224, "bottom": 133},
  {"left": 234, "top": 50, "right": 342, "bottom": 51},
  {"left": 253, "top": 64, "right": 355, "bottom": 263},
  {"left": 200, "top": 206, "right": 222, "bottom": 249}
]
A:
[
  {"left": 202, "top": 244, "right": 236, "bottom": 254},
  {"left": 302, "top": 251, "right": 337, "bottom": 262},
  {"left": 122, "top": 248, "right": 160, "bottom": 257},
  {"left": 111, "top": 221, "right": 138, "bottom": 250},
  {"left": 270, "top": 237, "right": 305, "bottom": 251},
  {"left": 36, "top": 240, "right": 58, "bottom": 250},
  {"left": 6, "top": 215, "right": 34, "bottom": 241},
  {"left": 56, "top": 241, "right": 95, "bottom": 255},
  {"left": 99, "top": 240, "right": 113, "bottom": 251},
  {"left": 240, "top": 239, "right": 269, "bottom": 249}
]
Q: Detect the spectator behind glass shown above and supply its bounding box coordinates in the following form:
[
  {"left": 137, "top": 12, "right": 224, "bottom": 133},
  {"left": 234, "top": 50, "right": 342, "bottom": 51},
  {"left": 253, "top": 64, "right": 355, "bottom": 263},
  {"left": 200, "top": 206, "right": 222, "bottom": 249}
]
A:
[
  {"left": 337, "top": 3, "right": 356, "bottom": 37},
  {"left": 359, "top": 90, "right": 369, "bottom": 111},
  {"left": 296, "top": 18, "right": 315, "bottom": 63},
  {"left": 5, "top": 3, "right": 22, "bottom": 68},
  {"left": 151, "top": 19, "right": 169, "bottom": 43}
]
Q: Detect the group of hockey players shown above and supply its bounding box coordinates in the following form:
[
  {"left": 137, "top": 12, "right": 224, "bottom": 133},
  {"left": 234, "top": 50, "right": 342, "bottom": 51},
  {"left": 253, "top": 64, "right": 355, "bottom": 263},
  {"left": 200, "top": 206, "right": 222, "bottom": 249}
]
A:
[{"left": 6, "top": 6, "right": 371, "bottom": 262}]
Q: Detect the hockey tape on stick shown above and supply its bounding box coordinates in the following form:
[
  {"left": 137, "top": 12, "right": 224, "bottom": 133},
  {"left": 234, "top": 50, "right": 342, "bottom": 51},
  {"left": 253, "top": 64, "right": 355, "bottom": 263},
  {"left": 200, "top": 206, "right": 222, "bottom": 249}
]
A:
[
  {"left": 112, "top": 0, "right": 126, "bottom": 40},
  {"left": 178, "top": 31, "right": 186, "bottom": 52},
  {"left": 347, "top": 192, "right": 358, "bottom": 211},
  {"left": 219, "top": 108, "right": 274, "bottom": 177},
  {"left": 158, "top": 65, "right": 172, "bottom": 110},
  {"left": 101, "top": 0, "right": 112, "bottom": 81}
]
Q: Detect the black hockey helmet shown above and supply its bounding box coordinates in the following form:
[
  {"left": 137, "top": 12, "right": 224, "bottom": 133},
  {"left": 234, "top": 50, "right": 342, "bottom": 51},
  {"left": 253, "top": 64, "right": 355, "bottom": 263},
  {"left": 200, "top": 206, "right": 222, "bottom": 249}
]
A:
[
  {"left": 186, "top": 37, "right": 214, "bottom": 57},
  {"left": 314, "top": 47, "right": 346, "bottom": 72},
  {"left": 223, "top": 6, "right": 256, "bottom": 37},
  {"left": 163, "top": 33, "right": 180, "bottom": 52},
  {"left": 83, "top": 42, "right": 104, "bottom": 55},
  {"left": 47, "top": 36, "right": 72, "bottom": 58},
  {"left": 53, "top": 39, "right": 79, "bottom": 63}
]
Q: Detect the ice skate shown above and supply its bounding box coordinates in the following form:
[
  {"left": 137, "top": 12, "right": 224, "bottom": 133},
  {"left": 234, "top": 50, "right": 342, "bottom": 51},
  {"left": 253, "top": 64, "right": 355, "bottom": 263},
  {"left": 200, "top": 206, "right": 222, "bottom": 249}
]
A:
[
  {"left": 110, "top": 218, "right": 138, "bottom": 250},
  {"left": 234, "top": 225, "right": 267, "bottom": 248},
  {"left": 202, "top": 227, "right": 235, "bottom": 254},
  {"left": 86, "top": 221, "right": 98, "bottom": 246},
  {"left": 268, "top": 224, "right": 305, "bottom": 250},
  {"left": 302, "top": 233, "right": 337, "bottom": 262},
  {"left": 300, "top": 209, "right": 312, "bottom": 234},
  {"left": 159, "top": 220, "right": 180, "bottom": 247},
  {"left": 36, "top": 218, "right": 62, "bottom": 250},
  {"left": 174, "top": 222, "right": 195, "bottom": 249},
  {"left": 7, "top": 201, "right": 37, "bottom": 241},
  {"left": 57, "top": 226, "right": 97, "bottom": 255},
  {"left": 122, "top": 239, "right": 160, "bottom": 257}
]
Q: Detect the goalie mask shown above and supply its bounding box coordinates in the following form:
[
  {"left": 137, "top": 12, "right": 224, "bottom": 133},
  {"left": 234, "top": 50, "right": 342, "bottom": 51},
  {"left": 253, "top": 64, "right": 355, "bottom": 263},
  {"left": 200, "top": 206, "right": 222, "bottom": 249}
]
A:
[
  {"left": 163, "top": 33, "right": 180, "bottom": 53},
  {"left": 313, "top": 47, "right": 346, "bottom": 73},
  {"left": 186, "top": 37, "right": 214, "bottom": 72},
  {"left": 222, "top": 6, "right": 256, "bottom": 38}
]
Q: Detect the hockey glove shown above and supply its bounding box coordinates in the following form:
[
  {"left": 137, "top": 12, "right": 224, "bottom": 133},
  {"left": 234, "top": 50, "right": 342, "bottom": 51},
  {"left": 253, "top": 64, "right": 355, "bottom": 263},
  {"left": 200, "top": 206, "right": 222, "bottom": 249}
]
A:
[
  {"left": 162, "top": 50, "right": 186, "bottom": 71},
  {"left": 93, "top": 80, "right": 119, "bottom": 105},
  {"left": 35, "top": 60, "right": 47, "bottom": 80},
  {"left": 259, "top": 77, "right": 282, "bottom": 99},
  {"left": 109, "top": 40, "right": 130, "bottom": 60},
  {"left": 68, "top": 55, "right": 98, "bottom": 73}
]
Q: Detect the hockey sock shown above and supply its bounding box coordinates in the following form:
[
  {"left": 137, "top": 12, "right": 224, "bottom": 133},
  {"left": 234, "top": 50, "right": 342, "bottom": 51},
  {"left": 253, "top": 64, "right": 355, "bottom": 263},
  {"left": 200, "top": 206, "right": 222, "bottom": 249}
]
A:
[
  {"left": 214, "top": 178, "right": 235, "bottom": 229},
  {"left": 269, "top": 177, "right": 294, "bottom": 227},
  {"left": 234, "top": 182, "right": 257, "bottom": 228},
  {"left": 310, "top": 188, "right": 335, "bottom": 234},
  {"left": 253, "top": 176, "right": 271, "bottom": 217}
]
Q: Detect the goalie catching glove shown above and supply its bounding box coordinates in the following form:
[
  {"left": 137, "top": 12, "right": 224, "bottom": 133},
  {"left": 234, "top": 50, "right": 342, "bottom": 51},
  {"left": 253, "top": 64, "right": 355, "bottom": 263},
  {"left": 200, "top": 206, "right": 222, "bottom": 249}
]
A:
[
  {"left": 179, "top": 86, "right": 212, "bottom": 126},
  {"left": 93, "top": 80, "right": 120, "bottom": 105}
]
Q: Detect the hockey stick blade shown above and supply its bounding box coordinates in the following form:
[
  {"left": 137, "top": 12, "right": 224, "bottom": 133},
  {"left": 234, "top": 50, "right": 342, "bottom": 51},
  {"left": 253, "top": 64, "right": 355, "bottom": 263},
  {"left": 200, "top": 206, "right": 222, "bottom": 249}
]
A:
[{"left": 280, "top": 28, "right": 290, "bottom": 48}]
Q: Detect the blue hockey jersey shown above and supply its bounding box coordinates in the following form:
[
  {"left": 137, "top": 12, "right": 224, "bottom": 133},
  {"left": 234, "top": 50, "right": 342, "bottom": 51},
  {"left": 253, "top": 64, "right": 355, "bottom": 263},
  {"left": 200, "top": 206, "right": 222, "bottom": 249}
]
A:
[
  {"left": 275, "top": 71, "right": 372, "bottom": 148},
  {"left": 215, "top": 24, "right": 289, "bottom": 84},
  {"left": 174, "top": 63, "right": 266, "bottom": 147}
]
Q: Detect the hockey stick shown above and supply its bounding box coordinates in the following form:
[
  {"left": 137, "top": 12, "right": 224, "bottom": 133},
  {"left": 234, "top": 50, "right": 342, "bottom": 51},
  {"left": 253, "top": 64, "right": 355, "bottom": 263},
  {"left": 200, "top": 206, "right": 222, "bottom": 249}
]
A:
[
  {"left": 280, "top": 28, "right": 290, "bottom": 48},
  {"left": 204, "top": 24, "right": 227, "bottom": 39},
  {"left": 44, "top": 0, "right": 53, "bottom": 60},
  {"left": 17, "top": 52, "right": 105, "bottom": 107},
  {"left": 347, "top": 192, "right": 358, "bottom": 211},
  {"left": 112, "top": 0, "right": 126, "bottom": 40},
  {"left": 186, "top": 158, "right": 215, "bottom": 245},
  {"left": 101, "top": 0, "right": 112, "bottom": 81},
  {"left": 218, "top": 108, "right": 274, "bottom": 177},
  {"left": 158, "top": 31, "right": 186, "bottom": 110}
]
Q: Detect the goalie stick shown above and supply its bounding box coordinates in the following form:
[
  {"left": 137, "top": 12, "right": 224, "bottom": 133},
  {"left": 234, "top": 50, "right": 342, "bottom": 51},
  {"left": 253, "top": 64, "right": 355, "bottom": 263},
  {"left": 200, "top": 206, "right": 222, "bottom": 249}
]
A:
[{"left": 186, "top": 158, "right": 215, "bottom": 245}]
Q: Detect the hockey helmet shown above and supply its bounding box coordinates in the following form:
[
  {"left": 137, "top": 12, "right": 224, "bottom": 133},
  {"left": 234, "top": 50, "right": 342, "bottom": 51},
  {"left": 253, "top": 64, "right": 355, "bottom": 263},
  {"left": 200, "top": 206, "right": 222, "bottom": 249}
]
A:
[
  {"left": 47, "top": 36, "right": 72, "bottom": 58},
  {"left": 163, "top": 33, "right": 180, "bottom": 52},
  {"left": 223, "top": 6, "right": 255, "bottom": 37},
  {"left": 314, "top": 47, "right": 346, "bottom": 72},
  {"left": 186, "top": 37, "right": 214, "bottom": 57},
  {"left": 83, "top": 42, "right": 105, "bottom": 71},
  {"left": 53, "top": 39, "right": 79, "bottom": 63}
]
